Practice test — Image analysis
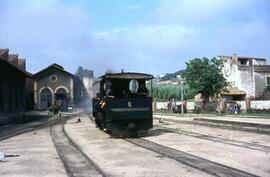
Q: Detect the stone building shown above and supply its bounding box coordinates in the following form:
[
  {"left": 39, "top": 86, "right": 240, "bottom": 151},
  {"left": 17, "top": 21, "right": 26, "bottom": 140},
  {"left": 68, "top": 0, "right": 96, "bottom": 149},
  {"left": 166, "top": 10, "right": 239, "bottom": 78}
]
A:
[
  {"left": 0, "top": 48, "right": 29, "bottom": 125},
  {"left": 33, "top": 64, "right": 76, "bottom": 110},
  {"left": 219, "top": 54, "right": 270, "bottom": 98},
  {"left": 32, "top": 63, "right": 94, "bottom": 110}
]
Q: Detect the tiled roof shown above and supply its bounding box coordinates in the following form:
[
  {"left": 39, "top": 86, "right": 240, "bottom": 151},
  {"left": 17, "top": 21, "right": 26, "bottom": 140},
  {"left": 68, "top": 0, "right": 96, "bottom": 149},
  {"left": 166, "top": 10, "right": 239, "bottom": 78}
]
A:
[
  {"left": 8, "top": 54, "right": 18, "bottom": 62},
  {"left": 33, "top": 63, "right": 74, "bottom": 78},
  {"left": 0, "top": 49, "right": 8, "bottom": 55},
  {"left": 50, "top": 63, "right": 64, "bottom": 70},
  {"left": 221, "top": 88, "right": 246, "bottom": 95},
  {"left": 0, "top": 48, "right": 30, "bottom": 76}
]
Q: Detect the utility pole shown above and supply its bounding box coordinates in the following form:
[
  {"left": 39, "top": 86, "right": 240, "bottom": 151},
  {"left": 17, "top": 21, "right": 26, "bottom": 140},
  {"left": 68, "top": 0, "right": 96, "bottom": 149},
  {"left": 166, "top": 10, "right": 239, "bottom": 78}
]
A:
[
  {"left": 177, "top": 75, "right": 185, "bottom": 116},
  {"left": 181, "top": 84, "right": 184, "bottom": 115}
]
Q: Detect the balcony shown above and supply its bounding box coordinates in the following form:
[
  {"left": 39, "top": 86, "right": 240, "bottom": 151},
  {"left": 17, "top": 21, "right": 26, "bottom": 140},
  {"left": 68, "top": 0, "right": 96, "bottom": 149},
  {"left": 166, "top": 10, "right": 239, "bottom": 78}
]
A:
[
  {"left": 237, "top": 65, "right": 250, "bottom": 70},
  {"left": 254, "top": 65, "right": 270, "bottom": 72}
]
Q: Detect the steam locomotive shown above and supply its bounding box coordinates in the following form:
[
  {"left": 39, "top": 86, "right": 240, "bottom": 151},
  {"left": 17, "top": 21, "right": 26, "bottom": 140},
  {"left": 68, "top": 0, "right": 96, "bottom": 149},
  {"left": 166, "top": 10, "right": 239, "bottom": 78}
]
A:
[{"left": 92, "top": 72, "right": 153, "bottom": 137}]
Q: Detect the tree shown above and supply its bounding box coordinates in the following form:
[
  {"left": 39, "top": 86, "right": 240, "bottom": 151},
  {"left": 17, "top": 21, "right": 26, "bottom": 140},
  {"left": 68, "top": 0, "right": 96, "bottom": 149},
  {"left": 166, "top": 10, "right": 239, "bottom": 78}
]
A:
[{"left": 181, "top": 57, "right": 229, "bottom": 100}]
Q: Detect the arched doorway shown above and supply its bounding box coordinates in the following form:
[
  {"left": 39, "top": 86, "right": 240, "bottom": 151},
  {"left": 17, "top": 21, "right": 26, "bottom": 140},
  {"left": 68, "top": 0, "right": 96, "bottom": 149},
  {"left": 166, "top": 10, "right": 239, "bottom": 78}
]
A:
[
  {"left": 56, "top": 88, "right": 67, "bottom": 101},
  {"left": 55, "top": 88, "right": 69, "bottom": 111},
  {"left": 40, "top": 88, "right": 52, "bottom": 109}
]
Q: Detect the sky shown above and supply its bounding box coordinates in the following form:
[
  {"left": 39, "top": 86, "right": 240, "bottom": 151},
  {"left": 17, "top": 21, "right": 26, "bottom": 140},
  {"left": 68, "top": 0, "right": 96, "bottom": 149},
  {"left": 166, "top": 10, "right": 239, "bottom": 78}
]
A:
[{"left": 0, "top": 0, "right": 269, "bottom": 77}]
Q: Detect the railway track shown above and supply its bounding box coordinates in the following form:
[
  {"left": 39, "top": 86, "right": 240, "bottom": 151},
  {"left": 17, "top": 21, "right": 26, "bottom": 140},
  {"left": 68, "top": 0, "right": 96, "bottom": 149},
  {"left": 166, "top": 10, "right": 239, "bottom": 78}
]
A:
[
  {"left": 154, "top": 117, "right": 270, "bottom": 135},
  {"left": 1, "top": 113, "right": 106, "bottom": 177},
  {"left": 51, "top": 119, "right": 106, "bottom": 177},
  {"left": 154, "top": 125, "right": 270, "bottom": 153},
  {"left": 0, "top": 116, "right": 62, "bottom": 141},
  {"left": 125, "top": 138, "right": 259, "bottom": 177}
]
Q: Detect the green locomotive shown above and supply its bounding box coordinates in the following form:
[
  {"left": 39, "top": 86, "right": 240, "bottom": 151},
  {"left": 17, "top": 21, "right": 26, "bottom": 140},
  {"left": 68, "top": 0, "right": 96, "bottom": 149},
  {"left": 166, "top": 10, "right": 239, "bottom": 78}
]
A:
[{"left": 92, "top": 72, "right": 154, "bottom": 137}]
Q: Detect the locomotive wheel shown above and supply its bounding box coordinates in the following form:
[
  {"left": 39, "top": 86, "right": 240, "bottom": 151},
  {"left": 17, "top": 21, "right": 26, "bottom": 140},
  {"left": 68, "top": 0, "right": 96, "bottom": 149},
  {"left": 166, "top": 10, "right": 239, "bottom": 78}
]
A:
[
  {"left": 100, "top": 120, "right": 105, "bottom": 130},
  {"left": 137, "top": 130, "right": 148, "bottom": 137},
  {"left": 128, "top": 129, "right": 138, "bottom": 138},
  {"left": 100, "top": 115, "right": 106, "bottom": 131}
]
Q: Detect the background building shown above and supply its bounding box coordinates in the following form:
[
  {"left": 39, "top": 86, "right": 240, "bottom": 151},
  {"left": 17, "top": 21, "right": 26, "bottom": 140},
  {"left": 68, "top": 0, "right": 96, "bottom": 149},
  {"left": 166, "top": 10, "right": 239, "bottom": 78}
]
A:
[
  {"left": 219, "top": 54, "right": 270, "bottom": 98},
  {"left": 0, "top": 48, "right": 29, "bottom": 125},
  {"left": 32, "top": 63, "right": 94, "bottom": 110}
]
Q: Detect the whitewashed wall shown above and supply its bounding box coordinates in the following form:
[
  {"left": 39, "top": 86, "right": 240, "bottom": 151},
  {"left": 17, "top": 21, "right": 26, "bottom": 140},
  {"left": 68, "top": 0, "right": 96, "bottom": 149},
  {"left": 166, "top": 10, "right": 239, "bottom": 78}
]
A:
[
  {"left": 186, "top": 102, "right": 195, "bottom": 110},
  {"left": 156, "top": 102, "right": 168, "bottom": 110},
  {"left": 155, "top": 100, "right": 270, "bottom": 111},
  {"left": 250, "top": 101, "right": 270, "bottom": 110},
  {"left": 236, "top": 101, "right": 246, "bottom": 110},
  {"left": 155, "top": 101, "right": 194, "bottom": 110}
]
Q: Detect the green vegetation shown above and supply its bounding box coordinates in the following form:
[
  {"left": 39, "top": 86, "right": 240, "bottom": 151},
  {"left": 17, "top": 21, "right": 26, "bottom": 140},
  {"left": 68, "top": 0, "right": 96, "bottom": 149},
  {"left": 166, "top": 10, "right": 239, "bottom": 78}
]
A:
[
  {"left": 182, "top": 57, "right": 229, "bottom": 100},
  {"left": 147, "top": 83, "right": 196, "bottom": 101}
]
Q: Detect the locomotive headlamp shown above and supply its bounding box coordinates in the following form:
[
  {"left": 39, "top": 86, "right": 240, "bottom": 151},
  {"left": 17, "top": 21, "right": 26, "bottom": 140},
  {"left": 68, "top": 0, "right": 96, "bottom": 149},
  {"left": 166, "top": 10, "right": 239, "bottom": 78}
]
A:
[{"left": 128, "top": 101, "right": 132, "bottom": 108}]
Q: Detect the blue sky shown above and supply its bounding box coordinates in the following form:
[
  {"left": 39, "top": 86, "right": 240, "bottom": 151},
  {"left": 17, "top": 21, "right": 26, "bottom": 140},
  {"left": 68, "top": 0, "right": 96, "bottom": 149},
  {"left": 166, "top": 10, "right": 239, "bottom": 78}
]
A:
[{"left": 0, "top": 0, "right": 269, "bottom": 76}]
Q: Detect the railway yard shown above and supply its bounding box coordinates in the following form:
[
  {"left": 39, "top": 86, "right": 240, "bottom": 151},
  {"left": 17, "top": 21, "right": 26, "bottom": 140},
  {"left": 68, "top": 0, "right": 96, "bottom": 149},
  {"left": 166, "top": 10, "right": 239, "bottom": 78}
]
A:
[{"left": 0, "top": 112, "right": 270, "bottom": 177}]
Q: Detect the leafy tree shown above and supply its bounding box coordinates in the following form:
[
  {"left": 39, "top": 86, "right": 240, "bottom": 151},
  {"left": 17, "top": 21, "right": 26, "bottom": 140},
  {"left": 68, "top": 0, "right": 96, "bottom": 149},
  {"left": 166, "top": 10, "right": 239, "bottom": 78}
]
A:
[
  {"left": 174, "top": 70, "right": 184, "bottom": 76},
  {"left": 181, "top": 57, "right": 229, "bottom": 100}
]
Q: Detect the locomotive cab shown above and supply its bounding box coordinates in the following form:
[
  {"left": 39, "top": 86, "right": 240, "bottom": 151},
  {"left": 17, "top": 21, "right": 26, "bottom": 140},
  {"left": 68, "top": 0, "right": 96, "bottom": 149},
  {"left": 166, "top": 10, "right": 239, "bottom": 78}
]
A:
[{"left": 92, "top": 72, "right": 154, "bottom": 137}]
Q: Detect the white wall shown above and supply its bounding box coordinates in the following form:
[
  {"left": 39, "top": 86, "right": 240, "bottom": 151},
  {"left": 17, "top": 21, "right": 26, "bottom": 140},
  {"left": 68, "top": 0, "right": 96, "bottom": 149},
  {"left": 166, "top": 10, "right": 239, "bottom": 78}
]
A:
[
  {"left": 156, "top": 102, "right": 168, "bottom": 110},
  {"left": 155, "top": 101, "right": 194, "bottom": 110},
  {"left": 250, "top": 101, "right": 270, "bottom": 110},
  {"left": 155, "top": 100, "right": 270, "bottom": 111}
]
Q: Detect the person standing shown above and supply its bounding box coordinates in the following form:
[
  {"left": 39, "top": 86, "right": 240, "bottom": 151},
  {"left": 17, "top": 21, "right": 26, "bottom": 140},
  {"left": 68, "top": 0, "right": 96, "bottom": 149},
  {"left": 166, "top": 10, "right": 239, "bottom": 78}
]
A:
[{"left": 194, "top": 92, "right": 202, "bottom": 114}]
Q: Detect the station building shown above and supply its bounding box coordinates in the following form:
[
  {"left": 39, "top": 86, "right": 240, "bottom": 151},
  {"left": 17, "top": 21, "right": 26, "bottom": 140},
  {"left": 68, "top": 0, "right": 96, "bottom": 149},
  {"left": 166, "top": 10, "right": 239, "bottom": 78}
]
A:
[
  {"left": 32, "top": 63, "right": 93, "bottom": 110},
  {"left": 0, "top": 48, "right": 29, "bottom": 125}
]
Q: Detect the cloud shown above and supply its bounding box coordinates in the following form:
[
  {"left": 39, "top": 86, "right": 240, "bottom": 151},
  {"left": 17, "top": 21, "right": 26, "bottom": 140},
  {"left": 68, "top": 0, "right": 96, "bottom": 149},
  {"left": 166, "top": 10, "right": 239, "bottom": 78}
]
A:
[
  {"left": 124, "top": 4, "right": 143, "bottom": 11},
  {"left": 95, "top": 25, "right": 200, "bottom": 49},
  {"left": 89, "top": 0, "right": 270, "bottom": 74},
  {"left": 0, "top": 0, "right": 92, "bottom": 73},
  {"left": 148, "top": 0, "right": 270, "bottom": 26},
  {"left": 0, "top": 0, "right": 269, "bottom": 76},
  {"left": 89, "top": 24, "right": 201, "bottom": 74}
]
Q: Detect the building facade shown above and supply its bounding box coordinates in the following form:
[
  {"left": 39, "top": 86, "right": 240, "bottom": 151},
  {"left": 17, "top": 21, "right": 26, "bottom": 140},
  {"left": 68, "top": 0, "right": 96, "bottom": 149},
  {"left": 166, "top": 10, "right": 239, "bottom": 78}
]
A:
[
  {"left": 33, "top": 64, "right": 77, "bottom": 110},
  {"left": 32, "top": 64, "right": 94, "bottom": 110},
  {"left": 0, "top": 48, "right": 28, "bottom": 125},
  {"left": 219, "top": 54, "right": 270, "bottom": 98}
]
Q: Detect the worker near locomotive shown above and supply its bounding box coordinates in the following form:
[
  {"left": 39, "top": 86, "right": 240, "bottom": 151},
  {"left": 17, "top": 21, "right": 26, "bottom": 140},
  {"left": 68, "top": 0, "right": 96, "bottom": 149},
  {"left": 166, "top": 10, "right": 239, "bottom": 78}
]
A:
[{"left": 92, "top": 72, "right": 154, "bottom": 137}]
